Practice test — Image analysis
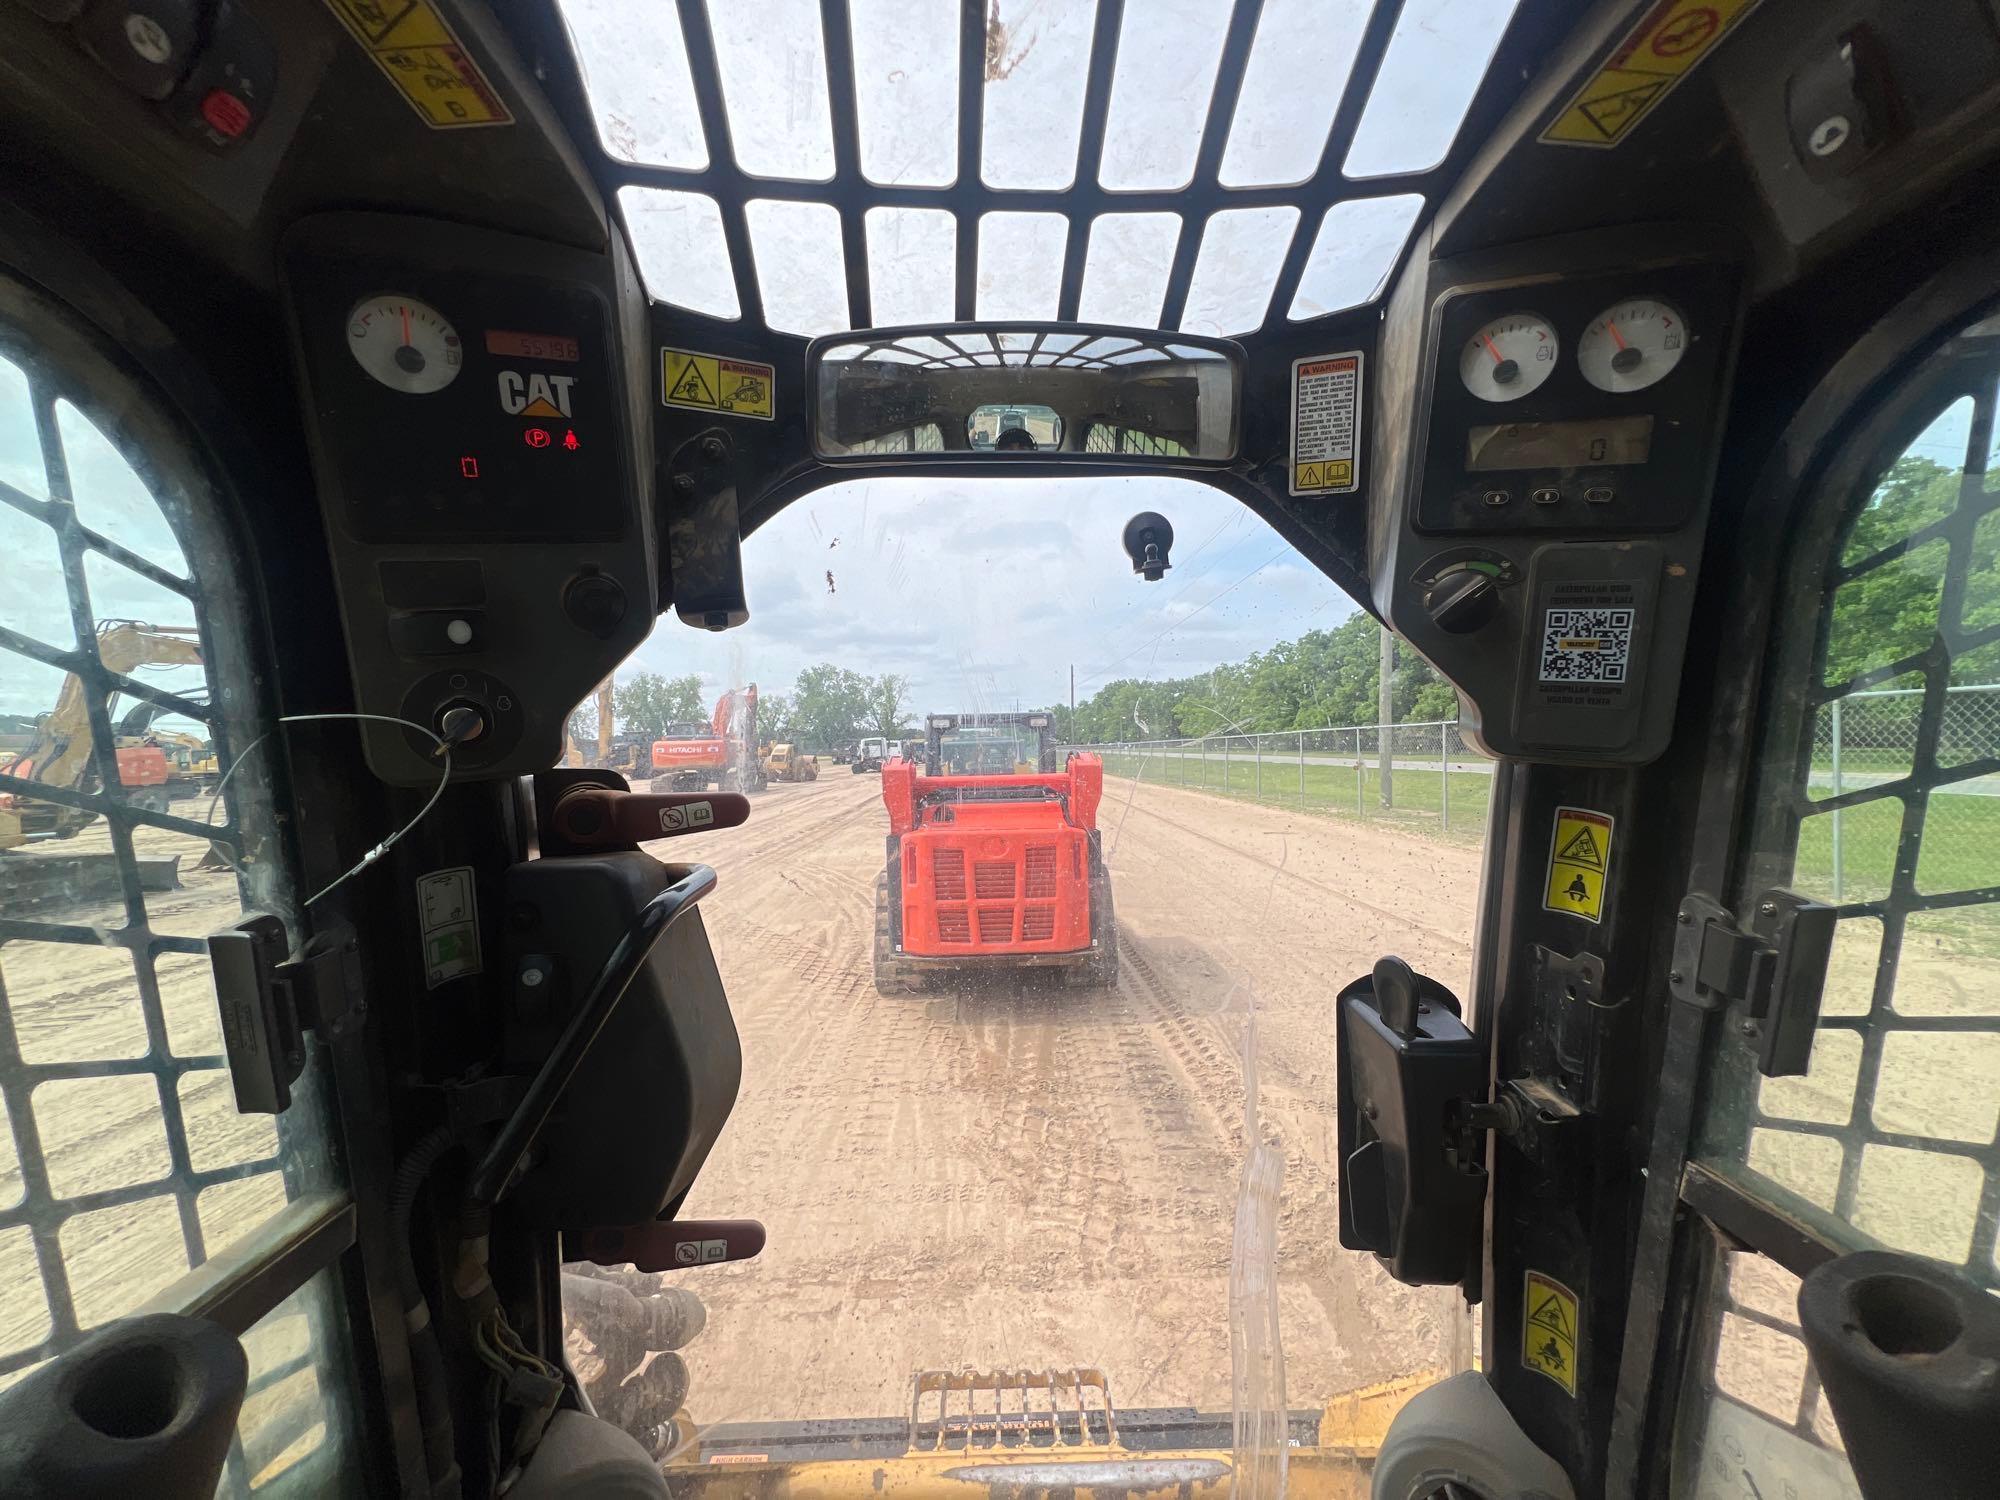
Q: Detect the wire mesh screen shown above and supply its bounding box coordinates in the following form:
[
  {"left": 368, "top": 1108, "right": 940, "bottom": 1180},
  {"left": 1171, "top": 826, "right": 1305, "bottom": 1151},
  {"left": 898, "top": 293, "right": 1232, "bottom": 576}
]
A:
[
  {"left": 0, "top": 316, "right": 351, "bottom": 1493},
  {"left": 1065, "top": 720, "right": 1492, "bottom": 844},
  {"left": 1687, "top": 321, "right": 2000, "bottom": 1493}
]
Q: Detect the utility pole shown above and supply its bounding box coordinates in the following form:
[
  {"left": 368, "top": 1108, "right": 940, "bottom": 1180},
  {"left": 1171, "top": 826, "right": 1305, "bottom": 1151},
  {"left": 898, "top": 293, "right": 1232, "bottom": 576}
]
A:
[{"left": 1378, "top": 627, "right": 1395, "bottom": 807}]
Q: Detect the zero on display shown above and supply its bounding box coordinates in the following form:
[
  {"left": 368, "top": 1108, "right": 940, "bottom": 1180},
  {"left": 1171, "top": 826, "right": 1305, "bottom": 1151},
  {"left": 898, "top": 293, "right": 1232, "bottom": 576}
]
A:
[
  {"left": 1459, "top": 312, "right": 1560, "bottom": 402},
  {"left": 1577, "top": 298, "right": 1689, "bottom": 393},
  {"left": 346, "top": 295, "right": 463, "bottom": 394}
]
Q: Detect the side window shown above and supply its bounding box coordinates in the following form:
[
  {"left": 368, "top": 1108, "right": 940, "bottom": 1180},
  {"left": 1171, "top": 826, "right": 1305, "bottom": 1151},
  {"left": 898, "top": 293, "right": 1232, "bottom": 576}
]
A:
[
  {"left": 1680, "top": 313, "right": 2000, "bottom": 1494},
  {"left": 0, "top": 282, "right": 362, "bottom": 1494}
]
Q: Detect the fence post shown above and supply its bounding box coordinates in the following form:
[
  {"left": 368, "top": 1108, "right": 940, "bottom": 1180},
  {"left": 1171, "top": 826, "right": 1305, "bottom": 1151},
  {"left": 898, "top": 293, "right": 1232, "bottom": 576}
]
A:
[
  {"left": 1255, "top": 734, "right": 1263, "bottom": 799},
  {"left": 1223, "top": 736, "right": 1231, "bottom": 796},
  {"left": 1200, "top": 739, "right": 1207, "bottom": 790},
  {"left": 1353, "top": 727, "right": 1363, "bottom": 817},
  {"left": 1440, "top": 721, "right": 1450, "bottom": 833},
  {"left": 1299, "top": 730, "right": 1306, "bottom": 806},
  {"left": 1831, "top": 696, "right": 1844, "bottom": 903}
]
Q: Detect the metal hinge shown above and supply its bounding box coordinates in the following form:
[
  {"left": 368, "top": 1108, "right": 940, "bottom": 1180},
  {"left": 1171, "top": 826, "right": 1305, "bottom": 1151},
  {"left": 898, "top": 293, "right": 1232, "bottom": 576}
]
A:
[
  {"left": 208, "top": 915, "right": 364, "bottom": 1114},
  {"left": 1670, "top": 890, "right": 1835, "bottom": 1077}
]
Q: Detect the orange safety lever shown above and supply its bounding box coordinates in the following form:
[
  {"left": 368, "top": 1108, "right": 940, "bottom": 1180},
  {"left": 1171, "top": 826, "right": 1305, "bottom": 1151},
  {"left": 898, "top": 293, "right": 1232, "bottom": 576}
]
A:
[{"left": 548, "top": 785, "right": 751, "bottom": 849}]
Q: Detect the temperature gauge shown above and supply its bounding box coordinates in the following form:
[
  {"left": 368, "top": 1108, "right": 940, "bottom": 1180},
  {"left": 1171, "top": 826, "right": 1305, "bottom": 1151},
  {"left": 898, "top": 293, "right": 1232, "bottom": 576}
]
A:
[
  {"left": 1578, "top": 298, "right": 1688, "bottom": 393},
  {"left": 347, "top": 296, "right": 463, "bottom": 395},
  {"left": 1459, "top": 313, "right": 1559, "bottom": 403}
]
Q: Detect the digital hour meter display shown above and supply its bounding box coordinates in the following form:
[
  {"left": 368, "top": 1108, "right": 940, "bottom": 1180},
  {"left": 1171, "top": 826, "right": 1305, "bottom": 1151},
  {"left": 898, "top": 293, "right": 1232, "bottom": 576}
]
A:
[{"left": 484, "top": 329, "right": 580, "bottom": 362}]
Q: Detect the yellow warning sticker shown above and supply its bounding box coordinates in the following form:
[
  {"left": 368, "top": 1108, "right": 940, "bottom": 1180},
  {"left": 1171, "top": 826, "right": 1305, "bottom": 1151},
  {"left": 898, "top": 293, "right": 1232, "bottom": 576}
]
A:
[
  {"left": 322, "top": 0, "right": 513, "bottom": 129},
  {"left": 1544, "top": 806, "right": 1613, "bottom": 924},
  {"left": 1540, "top": 0, "right": 1761, "bottom": 149},
  {"left": 1522, "top": 1271, "right": 1580, "bottom": 1396},
  {"left": 661, "top": 348, "right": 775, "bottom": 421}
]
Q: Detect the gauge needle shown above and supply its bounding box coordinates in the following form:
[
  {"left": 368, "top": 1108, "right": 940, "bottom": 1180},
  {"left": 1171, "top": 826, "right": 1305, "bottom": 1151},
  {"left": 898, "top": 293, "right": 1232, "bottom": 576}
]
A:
[
  {"left": 1606, "top": 319, "right": 1628, "bottom": 350},
  {"left": 1482, "top": 333, "right": 1504, "bottom": 364},
  {"left": 1742, "top": 1470, "right": 1764, "bottom": 1500},
  {"left": 401, "top": 307, "right": 411, "bottom": 345}
]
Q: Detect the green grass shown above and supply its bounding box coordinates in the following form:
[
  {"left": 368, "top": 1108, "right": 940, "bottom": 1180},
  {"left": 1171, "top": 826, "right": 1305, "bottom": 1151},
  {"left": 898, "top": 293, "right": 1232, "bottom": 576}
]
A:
[{"left": 1098, "top": 750, "right": 1493, "bottom": 843}]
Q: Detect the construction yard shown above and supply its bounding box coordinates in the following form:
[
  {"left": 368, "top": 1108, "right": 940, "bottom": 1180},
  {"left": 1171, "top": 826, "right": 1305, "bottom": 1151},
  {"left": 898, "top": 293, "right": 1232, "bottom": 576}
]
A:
[{"left": 647, "top": 767, "right": 1483, "bottom": 1429}]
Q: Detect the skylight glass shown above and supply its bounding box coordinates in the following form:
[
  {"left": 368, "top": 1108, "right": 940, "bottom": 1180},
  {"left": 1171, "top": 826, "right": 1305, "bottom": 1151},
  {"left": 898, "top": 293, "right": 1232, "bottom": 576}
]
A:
[
  {"left": 1344, "top": 0, "right": 1522, "bottom": 178},
  {"left": 558, "top": 0, "right": 707, "bottom": 170},
  {"left": 976, "top": 213, "right": 1068, "bottom": 321},
  {"left": 1097, "top": 0, "right": 1233, "bottom": 192},
  {"left": 1180, "top": 206, "right": 1300, "bottom": 336},
  {"left": 617, "top": 187, "right": 740, "bottom": 320},
  {"left": 1218, "top": 0, "right": 1368, "bottom": 187},
  {"left": 1289, "top": 194, "right": 1424, "bottom": 320},
  {"left": 849, "top": 0, "right": 959, "bottom": 186},
  {"left": 746, "top": 200, "right": 849, "bottom": 335},
  {"left": 866, "top": 207, "right": 956, "bottom": 327},
  {"left": 1078, "top": 214, "right": 1181, "bottom": 328},
  {"left": 980, "top": 0, "right": 1100, "bottom": 191},
  {"left": 705, "top": 0, "right": 836, "bottom": 181}
]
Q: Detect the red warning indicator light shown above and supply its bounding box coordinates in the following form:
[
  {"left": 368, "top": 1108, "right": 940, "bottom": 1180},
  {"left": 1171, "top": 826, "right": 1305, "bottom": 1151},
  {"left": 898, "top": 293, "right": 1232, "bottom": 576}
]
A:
[
  {"left": 524, "top": 427, "right": 551, "bottom": 449},
  {"left": 459, "top": 456, "right": 480, "bottom": 478},
  {"left": 562, "top": 429, "right": 581, "bottom": 451}
]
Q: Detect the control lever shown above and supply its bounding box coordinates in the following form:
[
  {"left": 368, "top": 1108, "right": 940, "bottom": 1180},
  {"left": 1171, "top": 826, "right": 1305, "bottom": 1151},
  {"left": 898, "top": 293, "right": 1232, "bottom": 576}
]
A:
[
  {"left": 567, "top": 1218, "right": 767, "bottom": 1272},
  {"left": 548, "top": 785, "right": 751, "bottom": 849},
  {"left": 1335, "top": 956, "right": 1488, "bottom": 1294}
]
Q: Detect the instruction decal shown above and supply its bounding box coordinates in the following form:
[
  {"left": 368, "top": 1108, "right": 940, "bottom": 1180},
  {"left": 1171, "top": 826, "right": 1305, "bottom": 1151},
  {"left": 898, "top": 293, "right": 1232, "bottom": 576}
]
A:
[
  {"left": 1290, "top": 351, "right": 1363, "bottom": 496},
  {"left": 1522, "top": 1271, "right": 1580, "bottom": 1396},
  {"left": 661, "top": 348, "right": 775, "bottom": 420},
  {"left": 1540, "top": 0, "right": 1761, "bottom": 148},
  {"left": 321, "top": 0, "right": 513, "bottom": 129},
  {"left": 660, "top": 801, "right": 715, "bottom": 833},
  {"left": 417, "top": 866, "right": 481, "bottom": 989},
  {"left": 1544, "top": 807, "right": 1613, "bottom": 924}
]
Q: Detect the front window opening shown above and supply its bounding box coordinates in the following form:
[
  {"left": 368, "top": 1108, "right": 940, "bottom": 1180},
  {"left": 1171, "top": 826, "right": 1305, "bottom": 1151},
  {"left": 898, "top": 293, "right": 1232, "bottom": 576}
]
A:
[
  {"left": 0, "top": 299, "right": 358, "bottom": 1495},
  {"left": 1687, "top": 316, "right": 2000, "bottom": 1496},
  {"left": 559, "top": 474, "right": 1490, "bottom": 1465}
]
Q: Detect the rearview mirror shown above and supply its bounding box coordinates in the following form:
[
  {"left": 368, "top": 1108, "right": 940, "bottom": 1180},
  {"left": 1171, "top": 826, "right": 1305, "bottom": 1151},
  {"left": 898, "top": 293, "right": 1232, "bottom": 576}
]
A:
[{"left": 807, "top": 324, "right": 1242, "bottom": 463}]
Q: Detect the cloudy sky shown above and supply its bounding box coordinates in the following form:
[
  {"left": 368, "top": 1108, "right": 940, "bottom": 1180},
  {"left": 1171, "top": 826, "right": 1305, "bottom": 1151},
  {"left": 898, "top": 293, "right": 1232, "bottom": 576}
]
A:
[{"left": 627, "top": 475, "right": 1357, "bottom": 714}]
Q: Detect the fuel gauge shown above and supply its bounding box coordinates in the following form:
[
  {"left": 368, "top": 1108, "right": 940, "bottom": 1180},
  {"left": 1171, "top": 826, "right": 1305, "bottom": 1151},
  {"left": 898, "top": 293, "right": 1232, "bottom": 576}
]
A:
[
  {"left": 347, "top": 295, "right": 463, "bottom": 395},
  {"left": 1459, "top": 312, "right": 1559, "bottom": 403},
  {"left": 1578, "top": 298, "right": 1688, "bottom": 393}
]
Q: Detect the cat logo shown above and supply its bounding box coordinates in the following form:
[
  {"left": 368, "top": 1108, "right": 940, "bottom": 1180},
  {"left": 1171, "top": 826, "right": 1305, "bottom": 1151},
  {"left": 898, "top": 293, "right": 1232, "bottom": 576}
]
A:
[{"left": 497, "top": 370, "right": 576, "bottom": 419}]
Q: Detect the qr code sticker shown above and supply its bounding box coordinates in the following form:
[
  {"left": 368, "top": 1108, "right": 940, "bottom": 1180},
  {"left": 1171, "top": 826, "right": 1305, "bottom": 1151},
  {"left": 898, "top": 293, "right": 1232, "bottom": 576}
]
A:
[{"left": 1540, "top": 608, "right": 1634, "bottom": 684}]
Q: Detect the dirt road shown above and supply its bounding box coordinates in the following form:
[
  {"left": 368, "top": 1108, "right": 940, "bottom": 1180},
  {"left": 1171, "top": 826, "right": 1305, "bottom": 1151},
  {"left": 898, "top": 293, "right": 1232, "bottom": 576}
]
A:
[{"left": 647, "top": 769, "right": 1483, "bottom": 1430}]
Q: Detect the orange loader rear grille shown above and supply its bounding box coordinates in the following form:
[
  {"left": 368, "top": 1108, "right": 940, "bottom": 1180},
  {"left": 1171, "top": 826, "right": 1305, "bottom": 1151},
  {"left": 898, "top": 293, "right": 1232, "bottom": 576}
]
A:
[
  {"left": 937, "top": 909, "right": 971, "bottom": 944},
  {"left": 1021, "top": 906, "right": 1055, "bottom": 941},
  {"left": 977, "top": 908, "right": 1014, "bottom": 944},
  {"left": 934, "top": 849, "right": 966, "bottom": 901},
  {"left": 974, "top": 861, "right": 1016, "bottom": 900},
  {"left": 1024, "top": 845, "right": 1057, "bottom": 898}
]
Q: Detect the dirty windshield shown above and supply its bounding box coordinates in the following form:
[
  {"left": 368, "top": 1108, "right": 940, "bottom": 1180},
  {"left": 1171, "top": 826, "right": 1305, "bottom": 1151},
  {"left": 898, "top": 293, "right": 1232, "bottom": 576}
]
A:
[{"left": 547, "top": 0, "right": 1527, "bottom": 1469}]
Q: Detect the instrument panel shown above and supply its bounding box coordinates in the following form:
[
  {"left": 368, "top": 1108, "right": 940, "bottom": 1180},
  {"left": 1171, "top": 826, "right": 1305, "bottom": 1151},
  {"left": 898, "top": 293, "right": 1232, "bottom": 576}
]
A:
[
  {"left": 281, "top": 214, "right": 656, "bottom": 787},
  {"left": 1416, "top": 260, "right": 1740, "bottom": 536},
  {"left": 1375, "top": 226, "right": 1745, "bottom": 765}
]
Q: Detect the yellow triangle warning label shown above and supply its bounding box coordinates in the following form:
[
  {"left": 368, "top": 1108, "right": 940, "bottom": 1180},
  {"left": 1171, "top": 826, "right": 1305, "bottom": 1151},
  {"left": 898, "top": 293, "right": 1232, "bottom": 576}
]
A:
[
  {"left": 1298, "top": 463, "right": 1323, "bottom": 488},
  {"left": 1528, "top": 1289, "right": 1575, "bottom": 1342},
  {"left": 518, "top": 396, "right": 563, "bottom": 418},
  {"left": 1521, "top": 1270, "right": 1579, "bottom": 1396},
  {"left": 1556, "top": 825, "right": 1603, "bottom": 868},
  {"left": 669, "top": 359, "right": 716, "bottom": 407}
]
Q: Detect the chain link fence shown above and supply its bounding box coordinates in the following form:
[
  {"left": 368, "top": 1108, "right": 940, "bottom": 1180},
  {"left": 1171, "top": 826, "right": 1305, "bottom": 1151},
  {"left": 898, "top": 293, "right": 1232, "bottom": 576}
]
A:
[
  {"left": 1806, "top": 683, "right": 2000, "bottom": 904},
  {"left": 1068, "top": 720, "right": 1494, "bottom": 844}
]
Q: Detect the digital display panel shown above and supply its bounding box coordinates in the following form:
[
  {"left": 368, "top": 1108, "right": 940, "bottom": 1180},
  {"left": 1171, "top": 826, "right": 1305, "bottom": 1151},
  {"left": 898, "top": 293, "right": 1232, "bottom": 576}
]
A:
[
  {"left": 484, "top": 329, "right": 581, "bottom": 362},
  {"left": 1466, "top": 415, "right": 1654, "bottom": 472}
]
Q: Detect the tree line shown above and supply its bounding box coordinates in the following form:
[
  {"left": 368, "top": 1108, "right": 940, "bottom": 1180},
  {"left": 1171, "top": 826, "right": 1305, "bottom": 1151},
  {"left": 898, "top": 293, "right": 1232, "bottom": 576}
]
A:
[
  {"left": 1051, "top": 611, "right": 1458, "bottom": 744},
  {"left": 575, "top": 666, "right": 916, "bottom": 752}
]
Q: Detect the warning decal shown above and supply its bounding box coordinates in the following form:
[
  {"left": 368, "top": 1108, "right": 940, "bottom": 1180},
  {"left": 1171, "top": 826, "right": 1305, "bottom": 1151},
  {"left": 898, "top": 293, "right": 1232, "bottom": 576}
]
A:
[
  {"left": 661, "top": 348, "right": 775, "bottom": 420},
  {"left": 1540, "top": 0, "right": 1761, "bottom": 149},
  {"left": 1290, "top": 352, "right": 1363, "bottom": 496},
  {"left": 321, "top": 0, "right": 513, "bottom": 129},
  {"left": 1544, "top": 806, "right": 1613, "bottom": 924},
  {"left": 1522, "top": 1271, "right": 1580, "bottom": 1396}
]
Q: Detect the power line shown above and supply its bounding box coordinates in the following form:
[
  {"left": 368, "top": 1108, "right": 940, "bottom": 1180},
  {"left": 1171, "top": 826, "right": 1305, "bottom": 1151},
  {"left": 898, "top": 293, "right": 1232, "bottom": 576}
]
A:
[{"left": 1077, "top": 544, "right": 1293, "bottom": 690}]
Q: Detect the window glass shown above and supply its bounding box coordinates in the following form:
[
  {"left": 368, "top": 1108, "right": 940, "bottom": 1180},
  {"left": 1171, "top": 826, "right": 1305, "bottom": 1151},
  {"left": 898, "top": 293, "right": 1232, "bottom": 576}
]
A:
[{"left": 0, "top": 303, "right": 359, "bottom": 1493}]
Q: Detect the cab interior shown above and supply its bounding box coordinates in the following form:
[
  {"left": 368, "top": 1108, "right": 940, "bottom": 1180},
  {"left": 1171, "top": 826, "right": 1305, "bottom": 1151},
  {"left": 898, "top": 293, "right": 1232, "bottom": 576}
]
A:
[{"left": 2, "top": 2, "right": 2000, "bottom": 1498}]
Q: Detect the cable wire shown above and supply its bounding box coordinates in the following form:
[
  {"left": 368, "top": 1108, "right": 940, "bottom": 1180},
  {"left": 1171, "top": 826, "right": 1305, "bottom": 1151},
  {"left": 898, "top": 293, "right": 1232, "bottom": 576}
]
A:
[{"left": 203, "top": 711, "right": 455, "bottom": 906}]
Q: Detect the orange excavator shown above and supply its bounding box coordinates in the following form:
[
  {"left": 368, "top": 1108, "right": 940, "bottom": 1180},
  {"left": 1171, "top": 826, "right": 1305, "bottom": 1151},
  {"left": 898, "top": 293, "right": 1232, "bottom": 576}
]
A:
[{"left": 650, "top": 686, "right": 765, "bottom": 793}]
